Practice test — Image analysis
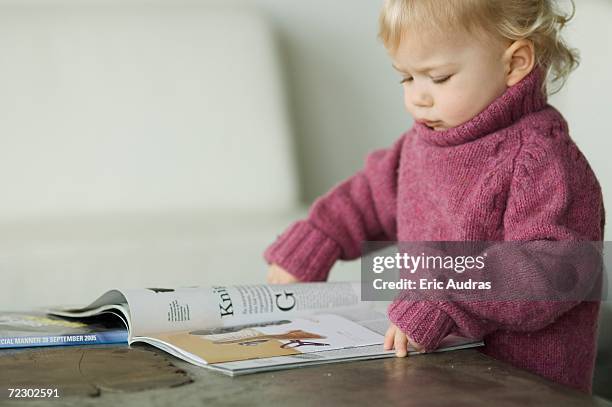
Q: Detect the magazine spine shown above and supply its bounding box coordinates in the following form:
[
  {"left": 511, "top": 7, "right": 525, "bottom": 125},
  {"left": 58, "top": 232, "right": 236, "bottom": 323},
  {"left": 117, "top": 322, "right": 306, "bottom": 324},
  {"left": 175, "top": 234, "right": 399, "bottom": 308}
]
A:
[{"left": 0, "top": 331, "right": 128, "bottom": 348}]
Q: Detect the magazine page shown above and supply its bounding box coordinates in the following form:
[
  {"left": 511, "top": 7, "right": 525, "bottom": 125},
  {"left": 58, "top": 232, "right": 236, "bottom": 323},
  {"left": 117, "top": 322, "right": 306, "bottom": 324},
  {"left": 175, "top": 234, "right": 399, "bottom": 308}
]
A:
[
  {"left": 134, "top": 314, "right": 385, "bottom": 365},
  {"left": 51, "top": 290, "right": 129, "bottom": 314},
  {"left": 50, "top": 282, "right": 365, "bottom": 338},
  {"left": 50, "top": 302, "right": 132, "bottom": 332},
  {"left": 208, "top": 335, "right": 483, "bottom": 376},
  {"left": 126, "top": 283, "right": 365, "bottom": 336}
]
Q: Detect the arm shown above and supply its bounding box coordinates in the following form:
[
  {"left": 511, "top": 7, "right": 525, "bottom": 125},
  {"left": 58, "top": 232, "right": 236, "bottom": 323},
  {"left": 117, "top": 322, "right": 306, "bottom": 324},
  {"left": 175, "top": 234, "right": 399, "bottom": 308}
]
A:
[
  {"left": 388, "top": 136, "right": 605, "bottom": 351},
  {"left": 264, "top": 133, "right": 408, "bottom": 281}
]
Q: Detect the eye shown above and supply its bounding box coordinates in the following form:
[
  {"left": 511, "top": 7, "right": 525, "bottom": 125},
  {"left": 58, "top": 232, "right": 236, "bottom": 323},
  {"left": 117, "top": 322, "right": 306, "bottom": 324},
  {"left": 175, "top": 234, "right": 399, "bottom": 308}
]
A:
[
  {"left": 399, "top": 76, "right": 413, "bottom": 84},
  {"left": 432, "top": 75, "right": 452, "bottom": 84}
]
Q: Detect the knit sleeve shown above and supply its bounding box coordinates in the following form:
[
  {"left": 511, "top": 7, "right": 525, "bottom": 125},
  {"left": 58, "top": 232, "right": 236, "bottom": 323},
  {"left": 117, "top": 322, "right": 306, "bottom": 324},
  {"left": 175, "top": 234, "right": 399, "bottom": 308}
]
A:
[
  {"left": 263, "top": 134, "right": 405, "bottom": 281},
  {"left": 388, "top": 131, "right": 605, "bottom": 351}
]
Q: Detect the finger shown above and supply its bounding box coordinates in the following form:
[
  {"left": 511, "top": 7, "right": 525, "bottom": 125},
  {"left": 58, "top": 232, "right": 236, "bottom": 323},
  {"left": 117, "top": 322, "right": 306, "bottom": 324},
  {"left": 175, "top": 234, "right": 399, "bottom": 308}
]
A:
[
  {"left": 267, "top": 264, "right": 282, "bottom": 284},
  {"left": 278, "top": 274, "right": 292, "bottom": 284},
  {"left": 383, "top": 326, "right": 395, "bottom": 350},
  {"left": 266, "top": 270, "right": 277, "bottom": 284},
  {"left": 394, "top": 329, "right": 408, "bottom": 357},
  {"left": 282, "top": 273, "right": 298, "bottom": 284},
  {"left": 268, "top": 271, "right": 282, "bottom": 285},
  {"left": 407, "top": 336, "right": 425, "bottom": 353}
]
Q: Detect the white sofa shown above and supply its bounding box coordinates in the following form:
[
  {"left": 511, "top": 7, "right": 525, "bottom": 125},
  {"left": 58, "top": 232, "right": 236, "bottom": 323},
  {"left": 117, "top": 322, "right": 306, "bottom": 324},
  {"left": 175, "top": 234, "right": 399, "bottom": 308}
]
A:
[
  {"left": 0, "top": 2, "right": 361, "bottom": 310},
  {"left": 0, "top": 2, "right": 304, "bottom": 309}
]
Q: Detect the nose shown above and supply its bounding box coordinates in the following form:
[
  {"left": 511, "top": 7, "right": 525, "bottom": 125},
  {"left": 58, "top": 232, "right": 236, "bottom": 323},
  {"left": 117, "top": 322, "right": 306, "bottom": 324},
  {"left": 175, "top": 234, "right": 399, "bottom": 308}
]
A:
[{"left": 408, "top": 85, "right": 433, "bottom": 108}]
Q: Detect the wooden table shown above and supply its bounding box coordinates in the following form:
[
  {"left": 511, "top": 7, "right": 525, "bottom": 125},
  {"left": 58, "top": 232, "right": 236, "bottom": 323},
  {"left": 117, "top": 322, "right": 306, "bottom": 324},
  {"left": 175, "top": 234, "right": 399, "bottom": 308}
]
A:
[{"left": 0, "top": 344, "right": 610, "bottom": 407}]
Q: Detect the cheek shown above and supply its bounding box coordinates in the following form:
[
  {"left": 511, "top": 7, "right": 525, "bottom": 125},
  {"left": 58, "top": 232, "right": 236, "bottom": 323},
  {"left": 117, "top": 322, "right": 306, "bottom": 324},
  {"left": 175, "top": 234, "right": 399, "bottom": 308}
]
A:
[
  {"left": 437, "top": 88, "right": 476, "bottom": 125},
  {"left": 403, "top": 89, "right": 416, "bottom": 115},
  {"left": 438, "top": 81, "right": 499, "bottom": 126}
]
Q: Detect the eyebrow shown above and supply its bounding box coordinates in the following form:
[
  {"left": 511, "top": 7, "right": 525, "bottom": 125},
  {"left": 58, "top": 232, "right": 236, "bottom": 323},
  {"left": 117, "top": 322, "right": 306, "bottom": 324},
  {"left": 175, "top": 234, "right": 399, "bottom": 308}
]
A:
[{"left": 392, "top": 63, "right": 454, "bottom": 74}]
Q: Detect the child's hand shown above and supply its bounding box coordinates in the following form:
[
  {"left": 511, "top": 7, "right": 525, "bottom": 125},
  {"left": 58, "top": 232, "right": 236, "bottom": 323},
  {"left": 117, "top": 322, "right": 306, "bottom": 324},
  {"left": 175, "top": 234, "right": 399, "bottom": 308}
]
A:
[
  {"left": 267, "top": 263, "right": 300, "bottom": 284},
  {"left": 384, "top": 323, "right": 425, "bottom": 357}
]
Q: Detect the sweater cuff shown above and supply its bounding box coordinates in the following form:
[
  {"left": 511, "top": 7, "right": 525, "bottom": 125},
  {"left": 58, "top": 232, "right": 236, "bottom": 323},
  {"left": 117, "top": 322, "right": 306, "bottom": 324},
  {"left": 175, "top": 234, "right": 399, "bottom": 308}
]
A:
[
  {"left": 264, "top": 220, "right": 341, "bottom": 282},
  {"left": 387, "top": 299, "right": 455, "bottom": 352}
]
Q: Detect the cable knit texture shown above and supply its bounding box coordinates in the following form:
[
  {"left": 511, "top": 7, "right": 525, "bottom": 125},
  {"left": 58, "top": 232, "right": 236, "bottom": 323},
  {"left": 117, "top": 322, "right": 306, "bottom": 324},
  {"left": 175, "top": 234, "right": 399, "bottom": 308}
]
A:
[{"left": 264, "top": 67, "right": 605, "bottom": 393}]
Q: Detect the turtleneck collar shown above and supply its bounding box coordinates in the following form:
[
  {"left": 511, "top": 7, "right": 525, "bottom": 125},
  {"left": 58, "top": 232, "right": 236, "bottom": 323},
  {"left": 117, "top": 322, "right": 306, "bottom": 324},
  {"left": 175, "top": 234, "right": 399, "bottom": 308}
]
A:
[{"left": 415, "top": 66, "right": 548, "bottom": 147}]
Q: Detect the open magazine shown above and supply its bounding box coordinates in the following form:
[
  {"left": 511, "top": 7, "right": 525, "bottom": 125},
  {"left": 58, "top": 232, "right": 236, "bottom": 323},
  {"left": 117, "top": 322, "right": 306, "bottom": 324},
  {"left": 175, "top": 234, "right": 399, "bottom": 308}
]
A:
[{"left": 49, "top": 282, "right": 482, "bottom": 376}]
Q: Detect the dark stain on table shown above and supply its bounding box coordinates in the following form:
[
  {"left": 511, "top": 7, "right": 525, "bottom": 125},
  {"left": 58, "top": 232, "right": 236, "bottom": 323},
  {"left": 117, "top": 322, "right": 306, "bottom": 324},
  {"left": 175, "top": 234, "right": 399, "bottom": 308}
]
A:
[{"left": 0, "top": 346, "right": 193, "bottom": 397}]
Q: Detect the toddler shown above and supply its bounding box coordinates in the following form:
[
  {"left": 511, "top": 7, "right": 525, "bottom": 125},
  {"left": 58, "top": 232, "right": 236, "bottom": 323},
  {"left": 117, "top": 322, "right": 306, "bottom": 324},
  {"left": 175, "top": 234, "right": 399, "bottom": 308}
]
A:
[{"left": 264, "top": 0, "right": 604, "bottom": 393}]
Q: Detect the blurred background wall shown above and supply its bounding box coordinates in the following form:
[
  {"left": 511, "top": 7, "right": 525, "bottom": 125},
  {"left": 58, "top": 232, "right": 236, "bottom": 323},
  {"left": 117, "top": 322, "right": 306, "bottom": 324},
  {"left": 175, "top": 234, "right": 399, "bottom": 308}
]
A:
[{"left": 234, "top": 0, "right": 407, "bottom": 202}]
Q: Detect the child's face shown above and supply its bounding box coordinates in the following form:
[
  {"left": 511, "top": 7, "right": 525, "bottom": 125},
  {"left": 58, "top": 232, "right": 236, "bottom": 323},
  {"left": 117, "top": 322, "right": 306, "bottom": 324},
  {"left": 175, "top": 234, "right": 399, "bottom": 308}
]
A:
[{"left": 391, "top": 28, "right": 510, "bottom": 131}]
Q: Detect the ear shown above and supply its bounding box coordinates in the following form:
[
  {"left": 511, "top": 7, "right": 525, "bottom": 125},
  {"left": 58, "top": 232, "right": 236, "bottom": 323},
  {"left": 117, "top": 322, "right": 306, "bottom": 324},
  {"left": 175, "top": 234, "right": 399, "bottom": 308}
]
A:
[{"left": 502, "top": 39, "right": 535, "bottom": 87}]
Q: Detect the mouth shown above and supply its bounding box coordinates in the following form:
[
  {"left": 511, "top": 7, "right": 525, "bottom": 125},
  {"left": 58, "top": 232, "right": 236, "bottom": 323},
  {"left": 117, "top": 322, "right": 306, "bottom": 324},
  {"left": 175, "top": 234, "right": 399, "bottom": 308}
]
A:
[{"left": 416, "top": 119, "right": 441, "bottom": 128}]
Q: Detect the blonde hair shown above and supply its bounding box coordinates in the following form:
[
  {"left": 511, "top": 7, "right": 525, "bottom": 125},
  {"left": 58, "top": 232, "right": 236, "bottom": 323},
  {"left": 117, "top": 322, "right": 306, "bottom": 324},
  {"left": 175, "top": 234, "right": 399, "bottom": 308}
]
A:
[{"left": 378, "top": 0, "right": 579, "bottom": 94}]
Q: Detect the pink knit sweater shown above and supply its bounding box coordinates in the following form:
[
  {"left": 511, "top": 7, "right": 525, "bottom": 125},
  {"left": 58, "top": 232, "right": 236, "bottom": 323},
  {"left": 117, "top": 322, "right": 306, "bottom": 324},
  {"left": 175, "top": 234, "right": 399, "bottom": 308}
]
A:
[{"left": 264, "top": 67, "right": 605, "bottom": 393}]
